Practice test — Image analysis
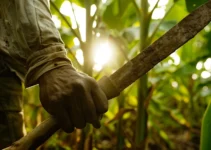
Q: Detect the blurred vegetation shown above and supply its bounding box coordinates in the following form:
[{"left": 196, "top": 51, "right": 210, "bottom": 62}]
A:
[{"left": 23, "top": 0, "right": 211, "bottom": 149}]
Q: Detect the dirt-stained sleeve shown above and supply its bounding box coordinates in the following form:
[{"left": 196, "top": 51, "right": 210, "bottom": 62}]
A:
[{"left": 0, "top": 0, "right": 73, "bottom": 87}]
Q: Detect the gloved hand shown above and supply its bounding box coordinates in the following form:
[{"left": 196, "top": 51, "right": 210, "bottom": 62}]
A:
[{"left": 38, "top": 65, "right": 108, "bottom": 133}]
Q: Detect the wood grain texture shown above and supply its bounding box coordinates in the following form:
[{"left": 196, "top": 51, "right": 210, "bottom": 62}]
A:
[{"left": 110, "top": 1, "right": 211, "bottom": 92}]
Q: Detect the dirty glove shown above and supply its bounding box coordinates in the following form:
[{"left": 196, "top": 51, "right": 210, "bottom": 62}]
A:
[
  {"left": 38, "top": 65, "right": 108, "bottom": 132},
  {"left": 1, "top": 0, "right": 108, "bottom": 133}
]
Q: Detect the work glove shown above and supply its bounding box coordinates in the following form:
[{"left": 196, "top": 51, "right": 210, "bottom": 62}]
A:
[
  {"left": 4, "top": 0, "right": 108, "bottom": 133},
  {"left": 38, "top": 65, "right": 108, "bottom": 133}
]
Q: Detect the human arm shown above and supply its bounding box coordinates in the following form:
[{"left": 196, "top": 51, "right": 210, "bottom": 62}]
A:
[{"left": 0, "top": 0, "right": 108, "bottom": 132}]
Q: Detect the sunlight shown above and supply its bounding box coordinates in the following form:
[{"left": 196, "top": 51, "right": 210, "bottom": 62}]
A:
[
  {"left": 60, "top": 1, "right": 113, "bottom": 71},
  {"left": 192, "top": 74, "right": 198, "bottom": 80},
  {"left": 102, "top": 0, "right": 107, "bottom": 4},
  {"left": 94, "top": 42, "right": 112, "bottom": 65},
  {"left": 52, "top": 15, "right": 61, "bottom": 28},
  {"left": 204, "top": 25, "right": 211, "bottom": 32},
  {"left": 75, "top": 49, "right": 84, "bottom": 65},
  {"left": 168, "top": 59, "right": 173, "bottom": 65},
  {"left": 170, "top": 52, "right": 180, "bottom": 65},
  {"left": 158, "top": 0, "right": 169, "bottom": 6},
  {"left": 91, "top": 4, "right": 97, "bottom": 16},
  {"left": 73, "top": 37, "right": 80, "bottom": 46},
  {"left": 152, "top": 8, "right": 165, "bottom": 19},
  {"left": 196, "top": 61, "right": 203, "bottom": 70},
  {"left": 60, "top": 1, "right": 86, "bottom": 41},
  {"left": 171, "top": 81, "right": 178, "bottom": 88},
  {"left": 201, "top": 71, "right": 211, "bottom": 79},
  {"left": 93, "top": 64, "right": 103, "bottom": 71},
  {"left": 93, "top": 21, "right": 97, "bottom": 28},
  {"left": 60, "top": 1, "right": 71, "bottom": 16},
  {"left": 74, "top": 40, "right": 114, "bottom": 71},
  {"left": 93, "top": 41, "right": 113, "bottom": 71},
  {"left": 204, "top": 58, "right": 211, "bottom": 71},
  {"left": 96, "top": 32, "right": 101, "bottom": 37},
  {"left": 148, "top": 0, "right": 169, "bottom": 9},
  {"left": 148, "top": 0, "right": 169, "bottom": 19}
]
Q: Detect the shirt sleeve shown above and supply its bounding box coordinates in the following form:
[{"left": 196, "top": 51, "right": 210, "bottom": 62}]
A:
[{"left": 0, "top": 0, "right": 73, "bottom": 87}]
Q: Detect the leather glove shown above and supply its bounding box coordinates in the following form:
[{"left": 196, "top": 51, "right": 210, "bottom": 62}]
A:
[{"left": 38, "top": 65, "right": 108, "bottom": 133}]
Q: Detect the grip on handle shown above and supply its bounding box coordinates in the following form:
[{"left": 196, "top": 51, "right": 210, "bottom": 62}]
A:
[
  {"left": 98, "top": 76, "right": 120, "bottom": 99},
  {"left": 4, "top": 76, "right": 119, "bottom": 150},
  {"left": 3, "top": 117, "right": 59, "bottom": 150}
]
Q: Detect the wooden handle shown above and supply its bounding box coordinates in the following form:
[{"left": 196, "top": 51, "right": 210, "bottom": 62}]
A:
[
  {"left": 4, "top": 76, "right": 119, "bottom": 150},
  {"left": 3, "top": 117, "right": 59, "bottom": 150}
]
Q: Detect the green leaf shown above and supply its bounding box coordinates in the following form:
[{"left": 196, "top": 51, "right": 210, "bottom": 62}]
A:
[
  {"left": 51, "top": 0, "right": 64, "bottom": 9},
  {"left": 166, "top": 1, "right": 188, "bottom": 22},
  {"left": 201, "top": 103, "right": 211, "bottom": 150},
  {"left": 102, "top": 0, "right": 135, "bottom": 30},
  {"left": 159, "top": 21, "right": 177, "bottom": 31},
  {"left": 185, "top": 0, "right": 208, "bottom": 12},
  {"left": 122, "top": 27, "right": 140, "bottom": 41},
  {"left": 71, "top": 0, "right": 96, "bottom": 7},
  {"left": 174, "top": 63, "right": 196, "bottom": 76},
  {"left": 204, "top": 26, "right": 211, "bottom": 52}
]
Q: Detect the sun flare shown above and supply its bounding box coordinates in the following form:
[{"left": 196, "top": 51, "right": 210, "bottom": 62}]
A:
[
  {"left": 75, "top": 41, "right": 113, "bottom": 71},
  {"left": 93, "top": 42, "right": 112, "bottom": 66}
]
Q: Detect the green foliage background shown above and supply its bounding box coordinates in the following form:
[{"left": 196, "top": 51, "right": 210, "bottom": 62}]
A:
[{"left": 23, "top": 0, "right": 211, "bottom": 149}]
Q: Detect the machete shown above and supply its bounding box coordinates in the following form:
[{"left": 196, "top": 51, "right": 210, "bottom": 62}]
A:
[{"left": 4, "top": 1, "right": 211, "bottom": 149}]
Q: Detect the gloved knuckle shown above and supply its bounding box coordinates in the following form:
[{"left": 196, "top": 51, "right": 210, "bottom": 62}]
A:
[
  {"left": 49, "top": 95, "right": 60, "bottom": 103},
  {"left": 101, "top": 104, "right": 108, "bottom": 113},
  {"left": 63, "top": 127, "right": 74, "bottom": 133},
  {"left": 89, "top": 78, "right": 98, "bottom": 86},
  {"left": 83, "top": 107, "right": 90, "bottom": 114},
  {"left": 76, "top": 123, "right": 86, "bottom": 129},
  {"left": 73, "top": 80, "right": 86, "bottom": 89},
  {"left": 93, "top": 121, "right": 101, "bottom": 128},
  {"left": 85, "top": 115, "right": 94, "bottom": 123}
]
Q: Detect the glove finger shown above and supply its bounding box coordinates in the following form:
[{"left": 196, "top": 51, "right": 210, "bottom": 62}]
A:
[
  {"left": 53, "top": 103, "right": 74, "bottom": 133},
  {"left": 66, "top": 94, "right": 86, "bottom": 129},
  {"left": 82, "top": 90, "right": 101, "bottom": 128},
  {"left": 91, "top": 85, "right": 108, "bottom": 114}
]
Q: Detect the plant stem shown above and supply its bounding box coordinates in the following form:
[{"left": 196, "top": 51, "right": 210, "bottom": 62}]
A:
[
  {"left": 69, "top": 0, "right": 82, "bottom": 41},
  {"left": 132, "top": 0, "right": 141, "bottom": 18},
  {"left": 117, "top": 93, "right": 125, "bottom": 150},
  {"left": 83, "top": 0, "right": 93, "bottom": 75},
  {"left": 77, "top": 1, "right": 94, "bottom": 149},
  {"left": 135, "top": 0, "right": 150, "bottom": 148},
  {"left": 50, "top": 1, "right": 82, "bottom": 43},
  {"left": 148, "top": 3, "right": 175, "bottom": 44},
  {"left": 200, "top": 102, "right": 211, "bottom": 150}
]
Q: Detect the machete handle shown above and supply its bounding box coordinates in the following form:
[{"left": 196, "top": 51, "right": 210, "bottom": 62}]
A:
[
  {"left": 5, "top": 1, "right": 211, "bottom": 149},
  {"left": 4, "top": 76, "right": 120, "bottom": 150},
  {"left": 3, "top": 117, "right": 59, "bottom": 150}
]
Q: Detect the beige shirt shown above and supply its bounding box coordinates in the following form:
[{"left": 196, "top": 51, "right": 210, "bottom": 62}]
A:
[{"left": 0, "top": 0, "right": 71, "bottom": 86}]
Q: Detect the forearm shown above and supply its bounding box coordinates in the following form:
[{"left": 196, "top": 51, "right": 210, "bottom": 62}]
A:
[
  {"left": 0, "top": 0, "right": 71, "bottom": 87},
  {"left": 25, "top": 45, "right": 73, "bottom": 87}
]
